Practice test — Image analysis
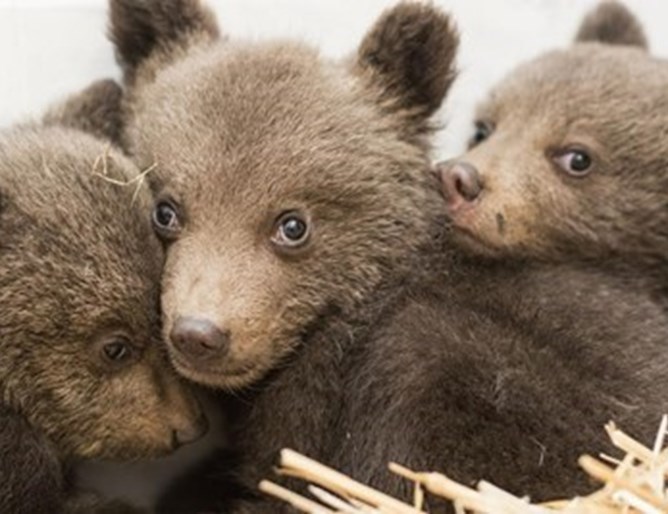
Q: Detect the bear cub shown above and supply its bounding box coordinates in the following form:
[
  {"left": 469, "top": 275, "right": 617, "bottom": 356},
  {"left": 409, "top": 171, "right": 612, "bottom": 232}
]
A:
[
  {"left": 0, "top": 80, "right": 206, "bottom": 514},
  {"left": 437, "top": 1, "right": 668, "bottom": 294},
  {"left": 110, "top": 0, "right": 668, "bottom": 512}
]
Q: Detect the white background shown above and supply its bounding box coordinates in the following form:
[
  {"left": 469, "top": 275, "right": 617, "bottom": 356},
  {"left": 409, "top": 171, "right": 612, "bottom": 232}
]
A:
[
  {"left": 1, "top": 0, "right": 666, "bottom": 507},
  {"left": 1, "top": 0, "right": 667, "bottom": 158}
]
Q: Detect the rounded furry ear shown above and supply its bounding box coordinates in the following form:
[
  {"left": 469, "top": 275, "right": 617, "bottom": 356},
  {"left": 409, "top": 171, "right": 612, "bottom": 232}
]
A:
[
  {"left": 355, "top": 2, "right": 458, "bottom": 123},
  {"left": 108, "top": 0, "right": 220, "bottom": 81},
  {"left": 42, "top": 79, "right": 124, "bottom": 144},
  {"left": 575, "top": 1, "right": 648, "bottom": 50}
]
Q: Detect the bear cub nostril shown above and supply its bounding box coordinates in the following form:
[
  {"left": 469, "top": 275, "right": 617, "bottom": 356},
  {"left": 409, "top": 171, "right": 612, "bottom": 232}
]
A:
[
  {"left": 439, "top": 161, "right": 483, "bottom": 205},
  {"left": 170, "top": 317, "right": 230, "bottom": 360}
]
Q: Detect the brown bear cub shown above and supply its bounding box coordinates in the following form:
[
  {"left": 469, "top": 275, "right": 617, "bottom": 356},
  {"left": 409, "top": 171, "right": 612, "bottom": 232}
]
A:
[
  {"left": 0, "top": 80, "right": 207, "bottom": 514},
  {"left": 110, "top": 0, "right": 668, "bottom": 511},
  {"left": 108, "top": 0, "right": 456, "bottom": 396},
  {"left": 437, "top": 2, "right": 668, "bottom": 294}
]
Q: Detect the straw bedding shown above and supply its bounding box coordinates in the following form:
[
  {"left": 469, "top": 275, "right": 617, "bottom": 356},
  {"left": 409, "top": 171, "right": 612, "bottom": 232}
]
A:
[{"left": 261, "top": 417, "right": 668, "bottom": 514}]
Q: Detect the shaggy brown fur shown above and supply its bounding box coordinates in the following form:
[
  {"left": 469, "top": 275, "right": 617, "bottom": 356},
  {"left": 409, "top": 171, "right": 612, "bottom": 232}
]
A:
[
  {"left": 0, "top": 80, "right": 206, "bottom": 514},
  {"left": 438, "top": 2, "right": 667, "bottom": 293},
  {"left": 109, "top": 1, "right": 668, "bottom": 512},
  {"left": 0, "top": 404, "right": 64, "bottom": 513}
]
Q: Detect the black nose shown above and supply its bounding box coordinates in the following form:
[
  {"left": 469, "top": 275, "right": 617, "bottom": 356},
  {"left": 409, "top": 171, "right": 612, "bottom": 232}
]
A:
[
  {"left": 439, "top": 161, "right": 483, "bottom": 206},
  {"left": 170, "top": 317, "right": 230, "bottom": 361},
  {"left": 173, "top": 413, "right": 209, "bottom": 447}
]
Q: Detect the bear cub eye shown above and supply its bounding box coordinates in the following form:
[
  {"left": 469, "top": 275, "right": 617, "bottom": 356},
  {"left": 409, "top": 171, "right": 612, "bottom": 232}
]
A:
[
  {"left": 98, "top": 336, "right": 136, "bottom": 366},
  {"left": 553, "top": 148, "right": 593, "bottom": 177},
  {"left": 152, "top": 199, "right": 181, "bottom": 239},
  {"left": 271, "top": 211, "right": 311, "bottom": 249},
  {"left": 468, "top": 121, "right": 494, "bottom": 148}
]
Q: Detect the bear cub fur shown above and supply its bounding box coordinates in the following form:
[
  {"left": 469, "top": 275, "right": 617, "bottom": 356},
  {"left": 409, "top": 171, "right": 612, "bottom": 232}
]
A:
[
  {"left": 0, "top": 80, "right": 206, "bottom": 514},
  {"left": 110, "top": 0, "right": 668, "bottom": 512}
]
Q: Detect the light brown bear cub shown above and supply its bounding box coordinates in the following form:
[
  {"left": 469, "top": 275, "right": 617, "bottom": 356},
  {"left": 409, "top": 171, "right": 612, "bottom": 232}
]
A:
[
  {"left": 0, "top": 80, "right": 206, "bottom": 514},
  {"left": 438, "top": 2, "right": 668, "bottom": 292}
]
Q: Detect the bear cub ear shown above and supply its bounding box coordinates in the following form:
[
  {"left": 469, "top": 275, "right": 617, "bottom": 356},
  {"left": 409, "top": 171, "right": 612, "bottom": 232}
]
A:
[
  {"left": 575, "top": 1, "right": 648, "bottom": 50},
  {"left": 109, "top": 0, "right": 220, "bottom": 79},
  {"left": 355, "top": 1, "right": 458, "bottom": 122},
  {"left": 41, "top": 79, "right": 124, "bottom": 144}
]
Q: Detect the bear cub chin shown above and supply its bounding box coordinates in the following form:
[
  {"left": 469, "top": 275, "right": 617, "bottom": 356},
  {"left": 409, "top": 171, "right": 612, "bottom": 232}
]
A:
[{"left": 0, "top": 80, "right": 206, "bottom": 514}]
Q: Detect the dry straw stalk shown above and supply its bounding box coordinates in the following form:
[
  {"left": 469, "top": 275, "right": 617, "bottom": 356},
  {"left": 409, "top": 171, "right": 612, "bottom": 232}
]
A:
[{"left": 260, "top": 417, "right": 668, "bottom": 514}]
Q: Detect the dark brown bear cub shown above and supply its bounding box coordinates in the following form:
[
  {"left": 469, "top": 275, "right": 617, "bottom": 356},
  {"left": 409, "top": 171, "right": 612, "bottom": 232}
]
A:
[
  {"left": 0, "top": 80, "right": 206, "bottom": 514},
  {"left": 110, "top": 0, "right": 668, "bottom": 512},
  {"left": 437, "top": 2, "right": 668, "bottom": 293}
]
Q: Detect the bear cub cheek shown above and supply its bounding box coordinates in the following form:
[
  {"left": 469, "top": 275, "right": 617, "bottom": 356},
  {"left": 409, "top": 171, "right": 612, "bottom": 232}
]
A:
[
  {"left": 92, "top": 357, "right": 208, "bottom": 458},
  {"left": 42, "top": 337, "right": 209, "bottom": 460}
]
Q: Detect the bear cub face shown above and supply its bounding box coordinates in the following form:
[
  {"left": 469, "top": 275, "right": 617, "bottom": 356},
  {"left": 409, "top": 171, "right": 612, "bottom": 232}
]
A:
[
  {"left": 110, "top": 0, "right": 457, "bottom": 391},
  {"left": 438, "top": 2, "right": 668, "bottom": 266},
  {"left": 0, "top": 80, "right": 205, "bottom": 461}
]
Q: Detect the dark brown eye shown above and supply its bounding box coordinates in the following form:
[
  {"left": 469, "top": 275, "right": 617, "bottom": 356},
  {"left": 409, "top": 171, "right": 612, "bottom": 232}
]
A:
[
  {"left": 469, "top": 121, "right": 494, "bottom": 148},
  {"left": 101, "top": 337, "right": 134, "bottom": 364},
  {"left": 152, "top": 199, "right": 181, "bottom": 239},
  {"left": 271, "top": 211, "right": 310, "bottom": 248},
  {"left": 553, "top": 149, "right": 593, "bottom": 177}
]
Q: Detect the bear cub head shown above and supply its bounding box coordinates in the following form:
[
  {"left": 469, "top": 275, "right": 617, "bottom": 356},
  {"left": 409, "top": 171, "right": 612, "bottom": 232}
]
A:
[
  {"left": 110, "top": 0, "right": 458, "bottom": 390},
  {"left": 0, "top": 79, "right": 206, "bottom": 461},
  {"left": 438, "top": 2, "right": 668, "bottom": 268}
]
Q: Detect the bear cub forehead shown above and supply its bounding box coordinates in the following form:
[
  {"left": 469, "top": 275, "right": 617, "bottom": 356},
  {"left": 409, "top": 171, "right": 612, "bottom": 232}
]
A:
[{"left": 0, "top": 126, "right": 161, "bottom": 335}]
